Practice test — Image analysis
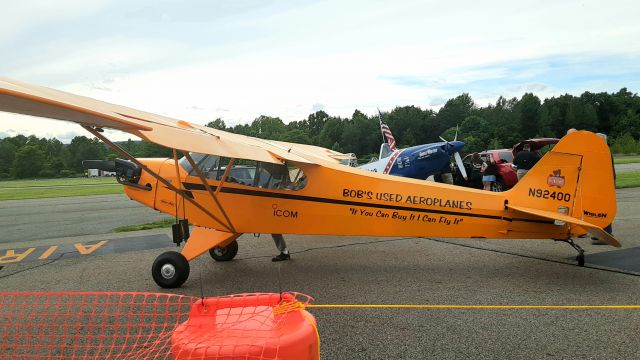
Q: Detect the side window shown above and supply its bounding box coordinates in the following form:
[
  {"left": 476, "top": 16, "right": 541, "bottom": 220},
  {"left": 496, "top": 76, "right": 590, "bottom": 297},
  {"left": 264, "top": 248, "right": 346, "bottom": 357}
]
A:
[
  {"left": 251, "top": 161, "right": 307, "bottom": 190},
  {"left": 256, "top": 162, "right": 290, "bottom": 189},
  {"left": 193, "top": 155, "right": 220, "bottom": 179},
  {"left": 182, "top": 155, "right": 306, "bottom": 191}
]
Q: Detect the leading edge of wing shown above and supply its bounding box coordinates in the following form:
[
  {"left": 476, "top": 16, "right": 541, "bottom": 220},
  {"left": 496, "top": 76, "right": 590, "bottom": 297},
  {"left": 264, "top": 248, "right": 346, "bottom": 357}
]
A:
[
  {"left": 508, "top": 204, "right": 621, "bottom": 247},
  {"left": 0, "top": 77, "right": 315, "bottom": 165},
  {"left": 0, "top": 77, "right": 152, "bottom": 131}
]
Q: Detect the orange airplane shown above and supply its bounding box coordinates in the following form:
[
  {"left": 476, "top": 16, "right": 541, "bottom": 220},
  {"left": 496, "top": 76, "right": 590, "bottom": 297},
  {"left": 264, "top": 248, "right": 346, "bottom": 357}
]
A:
[{"left": 0, "top": 77, "right": 620, "bottom": 288}]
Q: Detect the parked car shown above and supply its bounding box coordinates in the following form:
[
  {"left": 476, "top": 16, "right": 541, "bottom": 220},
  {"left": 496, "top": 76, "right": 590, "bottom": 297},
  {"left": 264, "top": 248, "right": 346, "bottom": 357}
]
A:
[{"left": 453, "top": 138, "right": 559, "bottom": 191}]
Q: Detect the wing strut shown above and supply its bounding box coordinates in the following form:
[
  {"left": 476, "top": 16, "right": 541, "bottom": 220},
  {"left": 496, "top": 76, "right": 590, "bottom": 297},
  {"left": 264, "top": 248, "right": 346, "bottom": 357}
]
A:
[
  {"left": 82, "top": 125, "right": 234, "bottom": 233},
  {"left": 182, "top": 153, "right": 237, "bottom": 233}
]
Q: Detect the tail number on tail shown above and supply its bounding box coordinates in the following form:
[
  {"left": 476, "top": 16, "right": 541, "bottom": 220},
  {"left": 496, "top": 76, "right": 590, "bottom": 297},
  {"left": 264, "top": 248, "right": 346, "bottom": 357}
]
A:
[{"left": 528, "top": 188, "right": 571, "bottom": 202}]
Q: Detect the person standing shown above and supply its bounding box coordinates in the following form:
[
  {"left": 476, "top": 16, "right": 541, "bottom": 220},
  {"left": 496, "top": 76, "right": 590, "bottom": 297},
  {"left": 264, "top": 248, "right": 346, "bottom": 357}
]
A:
[
  {"left": 436, "top": 161, "right": 454, "bottom": 185},
  {"left": 271, "top": 234, "right": 290, "bottom": 261},
  {"left": 513, "top": 143, "right": 540, "bottom": 180},
  {"left": 481, "top": 156, "right": 497, "bottom": 191}
]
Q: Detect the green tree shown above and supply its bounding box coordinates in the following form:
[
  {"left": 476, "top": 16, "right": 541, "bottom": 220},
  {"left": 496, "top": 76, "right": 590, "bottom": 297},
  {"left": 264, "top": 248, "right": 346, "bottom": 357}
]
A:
[
  {"left": 612, "top": 133, "right": 638, "bottom": 154},
  {"left": 12, "top": 145, "right": 45, "bottom": 178},
  {"left": 206, "top": 118, "right": 227, "bottom": 130},
  {"left": 280, "top": 129, "right": 312, "bottom": 144},
  {"left": 0, "top": 140, "right": 17, "bottom": 177},
  {"left": 436, "top": 94, "right": 475, "bottom": 135},
  {"left": 306, "top": 111, "right": 329, "bottom": 144},
  {"left": 250, "top": 116, "right": 286, "bottom": 139},
  {"left": 515, "top": 93, "right": 541, "bottom": 138},
  {"left": 318, "top": 117, "right": 344, "bottom": 148},
  {"left": 340, "top": 110, "right": 378, "bottom": 155},
  {"left": 66, "top": 136, "right": 105, "bottom": 173}
]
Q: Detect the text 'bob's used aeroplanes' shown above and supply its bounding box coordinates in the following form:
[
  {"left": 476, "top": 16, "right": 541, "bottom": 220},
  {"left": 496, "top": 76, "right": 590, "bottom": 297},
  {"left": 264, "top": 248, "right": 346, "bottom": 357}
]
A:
[{"left": 0, "top": 77, "right": 620, "bottom": 288}]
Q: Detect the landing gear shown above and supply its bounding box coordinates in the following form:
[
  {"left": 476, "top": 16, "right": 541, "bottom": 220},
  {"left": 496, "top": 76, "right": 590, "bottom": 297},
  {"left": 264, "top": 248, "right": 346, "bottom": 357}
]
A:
[
  {"left": 209, "top": 240, "right": 239, "bottom": 261},
  {"left": 152, "top": 251, "right": 190, "bottom": 288},
  {"left": 563, "top": 239, "right": 585, "bottom": 267}
]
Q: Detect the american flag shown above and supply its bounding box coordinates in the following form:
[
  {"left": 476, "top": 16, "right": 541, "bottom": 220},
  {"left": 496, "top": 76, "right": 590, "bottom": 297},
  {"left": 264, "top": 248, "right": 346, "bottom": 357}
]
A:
[{"left": 378, "top": 109, "right": 397, "bottom": 150}]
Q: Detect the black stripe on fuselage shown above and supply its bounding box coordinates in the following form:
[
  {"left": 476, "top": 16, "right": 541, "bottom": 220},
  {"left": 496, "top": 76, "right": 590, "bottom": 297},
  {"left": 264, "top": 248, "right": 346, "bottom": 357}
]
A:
[{"left": 182, "top": 182, "right": 553, "bottom": 224}]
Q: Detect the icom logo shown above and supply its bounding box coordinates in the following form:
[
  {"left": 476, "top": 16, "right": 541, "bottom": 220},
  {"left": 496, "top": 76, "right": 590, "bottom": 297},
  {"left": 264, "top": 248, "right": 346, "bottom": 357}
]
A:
[{"left": 272, "top": 204, "right": 298, "bottom": 219}]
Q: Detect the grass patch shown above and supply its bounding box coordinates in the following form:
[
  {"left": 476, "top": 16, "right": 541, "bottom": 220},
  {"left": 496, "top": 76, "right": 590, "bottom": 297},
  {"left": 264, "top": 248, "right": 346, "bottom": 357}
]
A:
[
  {"left": 614, "top": 155, "right": 640, "bottom": 164},
  {"left": 113, "top": 218, "right": 175, "bottom": 233},
  {"left": 0, "top": 185, "right": 123, "bottom": 201},
  {"left": 616, "top": 171, "right": 640, "bottom": 189},
  {"left": 0, "top": 177, "right": 117, "bottom": 188}
]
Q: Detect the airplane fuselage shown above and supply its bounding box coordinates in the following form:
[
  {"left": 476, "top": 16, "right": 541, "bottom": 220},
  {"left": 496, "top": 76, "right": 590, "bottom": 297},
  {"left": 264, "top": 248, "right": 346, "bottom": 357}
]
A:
[
  {"left": 358, "top": 141, "right": 464, "bottom": 179},
  {"left": 126, "top": 154, "right": 575, "bottom": 242}
]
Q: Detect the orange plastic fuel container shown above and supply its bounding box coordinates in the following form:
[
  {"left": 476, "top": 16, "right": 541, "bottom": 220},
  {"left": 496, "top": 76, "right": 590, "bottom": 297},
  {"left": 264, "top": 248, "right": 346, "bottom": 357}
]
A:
[{"left": 171, "top": 293, "right": 319, "bottom": 359}]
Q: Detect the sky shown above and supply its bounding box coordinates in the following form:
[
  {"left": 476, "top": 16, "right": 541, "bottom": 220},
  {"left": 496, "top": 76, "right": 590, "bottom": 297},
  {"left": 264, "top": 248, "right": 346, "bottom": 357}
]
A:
[{"left": 1, "top": 0, "right": 639, "bottom": 142}]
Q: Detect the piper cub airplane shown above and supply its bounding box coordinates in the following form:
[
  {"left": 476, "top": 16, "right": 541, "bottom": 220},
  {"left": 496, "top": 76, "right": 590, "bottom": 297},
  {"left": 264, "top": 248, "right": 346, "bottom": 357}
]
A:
[{"left": 0, "top": 77, "right": 620, "bottom": 288}]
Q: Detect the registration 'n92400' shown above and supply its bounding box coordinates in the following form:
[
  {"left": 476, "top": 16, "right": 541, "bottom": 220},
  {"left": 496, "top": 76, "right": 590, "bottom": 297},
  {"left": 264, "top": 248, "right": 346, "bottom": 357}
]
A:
[{"left": 528, "top": 188, "right": 571, "bottom": 202}]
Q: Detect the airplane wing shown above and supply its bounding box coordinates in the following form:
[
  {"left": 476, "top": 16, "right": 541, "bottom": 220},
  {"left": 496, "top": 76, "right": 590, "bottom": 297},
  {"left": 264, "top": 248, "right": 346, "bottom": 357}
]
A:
[
  {"left": 508, "top": 204, "right": 621, "bottom": 247},
  {"left": 0, "top": 77, "right": 317, "bottom": 165}
]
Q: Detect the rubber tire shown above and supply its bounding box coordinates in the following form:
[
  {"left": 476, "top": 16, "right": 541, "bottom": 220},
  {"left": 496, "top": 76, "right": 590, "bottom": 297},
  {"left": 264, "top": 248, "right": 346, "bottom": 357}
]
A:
[
  {"left": 152, "top": 251, "right": 190, "bottom": 288},
  {"left": 209, "top": 240, "right": 239, "bottom": 261},
  {"left": 491, "top": 180, "right": 505, "bottom": 192}
]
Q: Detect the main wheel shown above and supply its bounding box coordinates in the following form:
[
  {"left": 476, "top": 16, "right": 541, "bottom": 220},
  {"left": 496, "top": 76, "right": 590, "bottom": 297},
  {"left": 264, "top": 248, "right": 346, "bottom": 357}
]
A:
[
  {"left": 152, "top": 251, "right": 190, "bottom": 288},
  {"left": 209, "top": 240, "right": 239, "bottom": 261}
]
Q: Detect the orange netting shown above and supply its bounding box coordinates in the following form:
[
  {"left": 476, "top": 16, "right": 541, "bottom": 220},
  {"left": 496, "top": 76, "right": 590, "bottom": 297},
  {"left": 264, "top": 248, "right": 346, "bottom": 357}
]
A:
[{"left": 0, "top": 292, "right": 317, "bottom": 360}]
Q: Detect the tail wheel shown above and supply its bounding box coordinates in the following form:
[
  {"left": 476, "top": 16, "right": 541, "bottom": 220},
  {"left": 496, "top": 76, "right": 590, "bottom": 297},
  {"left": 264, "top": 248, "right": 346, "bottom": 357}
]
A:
[
  {"left": 209, "top": 240, "right": 239, "bottom": 261},
  {"left": 152, "top": 251, "right": 190, "bottom": 288}
]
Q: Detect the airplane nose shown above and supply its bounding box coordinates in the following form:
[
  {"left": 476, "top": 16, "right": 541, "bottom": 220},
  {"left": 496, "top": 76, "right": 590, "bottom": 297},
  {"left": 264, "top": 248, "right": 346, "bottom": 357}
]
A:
[{"left": 452, "top": 141, "right": 465, "bottom": 153}]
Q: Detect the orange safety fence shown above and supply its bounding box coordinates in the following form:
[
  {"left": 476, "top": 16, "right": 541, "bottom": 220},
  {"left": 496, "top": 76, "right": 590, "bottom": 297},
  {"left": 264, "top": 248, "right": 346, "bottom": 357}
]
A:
[{"left": 0, "top": 292, "right": 318, "bottom": 360}]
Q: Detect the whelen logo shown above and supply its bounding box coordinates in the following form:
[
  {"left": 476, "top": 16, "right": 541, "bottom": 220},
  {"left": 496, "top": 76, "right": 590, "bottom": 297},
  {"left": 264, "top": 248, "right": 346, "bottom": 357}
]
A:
[
  {"left": 583, "top": 210, "right": 607, "bottom": 219},
  {"left": 547, "top": 170, "right": 565, "bottom": 188}
]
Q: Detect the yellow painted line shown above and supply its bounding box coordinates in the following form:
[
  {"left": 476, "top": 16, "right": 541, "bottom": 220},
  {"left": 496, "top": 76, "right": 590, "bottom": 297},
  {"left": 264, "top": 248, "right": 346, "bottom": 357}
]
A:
[
  {"left": 307, "top": 304, "right": 640, "bottom": 309},
  {"left": 0, "top": 248, "right": 36, "bottom": 264},
  {"left": 73, "top": 240, "right": 108, "bottom": 255},
  {"left": 38, "top": 246, "right": 58, "bottom": 260}
]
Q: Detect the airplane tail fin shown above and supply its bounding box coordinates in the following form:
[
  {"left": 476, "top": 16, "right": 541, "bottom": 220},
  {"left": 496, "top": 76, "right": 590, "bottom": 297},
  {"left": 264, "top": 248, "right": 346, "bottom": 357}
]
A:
[{"left": 506, "top": 131, "right": 618, "bottom": 246}]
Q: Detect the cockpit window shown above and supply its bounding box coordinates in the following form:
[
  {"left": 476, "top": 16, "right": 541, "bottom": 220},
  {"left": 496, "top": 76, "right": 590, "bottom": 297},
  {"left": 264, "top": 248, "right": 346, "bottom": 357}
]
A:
[{"left": 180, "top": 154, "right": 306, "bottom": 190}]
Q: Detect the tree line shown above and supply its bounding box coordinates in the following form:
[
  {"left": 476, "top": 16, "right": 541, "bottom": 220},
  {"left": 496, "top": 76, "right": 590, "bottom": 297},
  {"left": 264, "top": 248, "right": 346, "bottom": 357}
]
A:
[{"left": 1, "top": 88, "right": 639, "bottom": 179}]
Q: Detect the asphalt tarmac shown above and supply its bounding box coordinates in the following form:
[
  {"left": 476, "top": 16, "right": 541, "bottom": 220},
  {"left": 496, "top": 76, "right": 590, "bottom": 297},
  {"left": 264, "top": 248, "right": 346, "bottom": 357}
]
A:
[
  {"left": 615, "top": 162, "right": 640, "bottom": 173},
  {"left": 1, "top": 190, "right": 640, "bottom": 359},
  {"left": 0, "top": 194, "right": 167, "bottom": 244}
]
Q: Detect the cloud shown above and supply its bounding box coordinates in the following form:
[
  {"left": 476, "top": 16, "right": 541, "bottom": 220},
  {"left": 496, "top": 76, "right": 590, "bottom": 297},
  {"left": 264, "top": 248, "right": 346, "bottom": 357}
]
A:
[
  {"left": 2, "top": 1, "right": 640, "bottom": 141},
  {"left": 379, "top": 76, "right": 428, "bottom": 88},
  {"left": 428, "top": 97, "right": 447, "bottom": 107},
  {"left": 312, "top": 103, "right": 325, "bottom": 112}
]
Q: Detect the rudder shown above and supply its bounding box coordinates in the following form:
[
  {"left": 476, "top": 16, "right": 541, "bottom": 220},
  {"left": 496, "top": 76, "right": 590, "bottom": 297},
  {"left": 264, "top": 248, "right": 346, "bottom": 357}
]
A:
[{"left": 507, "top": 131, "right": 616, "bottom": 232}]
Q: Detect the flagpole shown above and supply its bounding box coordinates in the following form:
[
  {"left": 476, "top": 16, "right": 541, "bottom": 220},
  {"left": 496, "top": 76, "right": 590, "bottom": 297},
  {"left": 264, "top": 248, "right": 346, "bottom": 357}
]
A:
[{"left": 377, "top": 108, "right": 386, "bottom": 144}]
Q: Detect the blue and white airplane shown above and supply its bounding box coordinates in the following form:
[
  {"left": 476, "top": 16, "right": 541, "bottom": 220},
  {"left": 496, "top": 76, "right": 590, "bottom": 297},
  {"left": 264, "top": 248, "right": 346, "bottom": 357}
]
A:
[{"left": 359, "top": 114, "right": 468, "bottom": 181}]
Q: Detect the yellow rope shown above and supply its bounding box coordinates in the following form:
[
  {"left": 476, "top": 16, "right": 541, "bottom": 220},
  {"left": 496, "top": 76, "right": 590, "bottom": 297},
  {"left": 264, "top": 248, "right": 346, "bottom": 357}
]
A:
[
  {"left": 273, "top": 300, "right": 306, "bottom": 315},
  {"left": 307, "top": 304, "right": 640, "bottom": 309}
]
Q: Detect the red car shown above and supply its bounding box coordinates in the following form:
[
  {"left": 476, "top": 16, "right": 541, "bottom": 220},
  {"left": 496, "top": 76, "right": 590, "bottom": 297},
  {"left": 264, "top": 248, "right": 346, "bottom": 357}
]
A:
[{"left": 454, "top": 138, "right": 559, "bottom": 191}]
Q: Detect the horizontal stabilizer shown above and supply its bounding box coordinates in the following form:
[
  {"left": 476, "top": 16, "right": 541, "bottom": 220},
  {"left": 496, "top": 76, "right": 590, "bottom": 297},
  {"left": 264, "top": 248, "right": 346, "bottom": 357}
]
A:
[{"left": 508, "top": 205, "right": 621, "bottom": 247}]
